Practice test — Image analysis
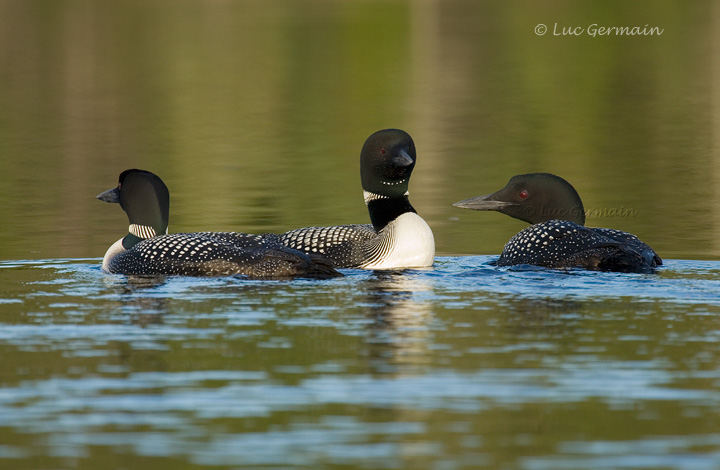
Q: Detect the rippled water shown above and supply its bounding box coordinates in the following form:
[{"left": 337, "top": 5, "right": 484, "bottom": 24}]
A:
[{"left": 2, "top": 257, "right": 719, "bottom": 469}]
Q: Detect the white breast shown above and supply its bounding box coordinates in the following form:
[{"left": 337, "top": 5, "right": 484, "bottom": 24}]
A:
[
  {"left": 361, "top": 212, "right": 435, "bottom": 269},
  {"left": 101, "top": 238, "right": 126, "bottom": 273}
]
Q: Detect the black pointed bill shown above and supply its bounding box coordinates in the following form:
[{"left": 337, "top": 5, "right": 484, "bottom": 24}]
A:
[
  {"left": 391, "top": 149, "right": 414, "bottom": 167},
  {"left": 452, "top": 194, "right": 516, "bottom": 211},
  {"left": 96, "top": 187, "right": 120, "bottom": 203}
]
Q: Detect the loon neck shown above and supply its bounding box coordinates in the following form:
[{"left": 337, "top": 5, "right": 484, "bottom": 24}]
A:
[
  {"left": 122, "top": 224, "right": 163, "bottom": 249},
  {"left": 364, "top": 191, "right": 417, "bottom": 232}
]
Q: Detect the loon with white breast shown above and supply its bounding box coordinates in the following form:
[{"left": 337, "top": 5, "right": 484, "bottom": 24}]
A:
[
  {"left": 453, "top": 173, "right": 662, "bottom": 273},
  {"left": 279, "top": 129, "right": 435, "bottom": 269},
  {"left": 97, "top": 169, "right": 340, "bottom": 279}
]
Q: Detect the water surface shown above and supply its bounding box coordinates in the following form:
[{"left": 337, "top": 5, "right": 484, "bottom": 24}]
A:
[
  {"left": 1, "top": 258, "right": 720, "bottom": 469},
  {"left": 0, "top": 0, "right": 718, "bottom": 261}
]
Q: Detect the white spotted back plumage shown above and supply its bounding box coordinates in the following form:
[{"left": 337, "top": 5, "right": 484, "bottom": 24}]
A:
[
  {"left": 498, "top": 219, "right": 661, "bottom": 272},
  {"left": 103, "top": 231, "right": 338, "bottom": 278},
  {"left": 279, "top": 213, "right": 434, "bottom": 269}
]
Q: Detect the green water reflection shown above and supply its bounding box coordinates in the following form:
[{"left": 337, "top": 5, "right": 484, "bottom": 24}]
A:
[{"left": 1, "top": 1, "right": 717, "bottom": 262}]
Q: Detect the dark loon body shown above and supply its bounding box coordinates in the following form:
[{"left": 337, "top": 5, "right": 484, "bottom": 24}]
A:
[
  {"left": 97, "top": 169, "right": 340, "bottom": 279},
  {"left": 279, "top": 129, "right": 435, "bottom": 269},
  {"left": 453, "top": 173, "right": 662, "bottom": 273}
]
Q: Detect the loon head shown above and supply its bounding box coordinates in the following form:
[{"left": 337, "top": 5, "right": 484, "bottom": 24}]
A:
[
  {"left": 360, "top": 129, "right": 416, "bottom": 199},
  {"left": 453, "top": 173, "right": 586, "bottom": 225},
  {"left": 97, "top": 169, "right": 170, "bottom": 244}
]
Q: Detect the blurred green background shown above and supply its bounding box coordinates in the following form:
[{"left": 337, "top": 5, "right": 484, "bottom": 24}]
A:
[{"left": 0, "top": 0, "right": 717, "bottom": 261}]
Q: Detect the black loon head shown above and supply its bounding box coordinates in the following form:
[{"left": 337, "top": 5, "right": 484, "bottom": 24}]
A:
[
  {"left": 360, "top": 129, "right": 416, "bottom": 199},
  {"left": 453, "top": 173, "right": 586, "bottom": 225},
  {"left": 97, "top": 169, "right": 170, "bottom": 242}
]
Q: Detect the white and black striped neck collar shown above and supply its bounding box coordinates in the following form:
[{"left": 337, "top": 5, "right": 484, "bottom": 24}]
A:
[
  {"left": 364, "top": 190, "right": 410, "bottom": 205},
  {"left": 129, "top": 223, "right": 164, "bottom": 239}
]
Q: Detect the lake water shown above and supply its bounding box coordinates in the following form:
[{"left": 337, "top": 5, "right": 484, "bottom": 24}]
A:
[
  {"left": 1, "top": 258, "right": 720, "bottom": 469},
  {"left": 1, "top": 1, "right": 720, "bottom": 469}
]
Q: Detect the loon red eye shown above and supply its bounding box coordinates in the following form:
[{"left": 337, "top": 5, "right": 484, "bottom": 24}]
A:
[
  {"left": 380, "top": 147, "right": 386, "bottom": 155},
  {"left": 519, "top": 189, "right": 529, "bottom": 199}
]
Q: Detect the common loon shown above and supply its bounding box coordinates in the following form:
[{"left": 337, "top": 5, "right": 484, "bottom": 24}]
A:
[
  {"left": 279, "top": 129, "right": 435, "bottom": 269},
  {"left": 97, "top": 169, "right": 340, "bottom": 279},
  {"left": 453, "top": 173, "right": 662, "bottom": 273}
]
